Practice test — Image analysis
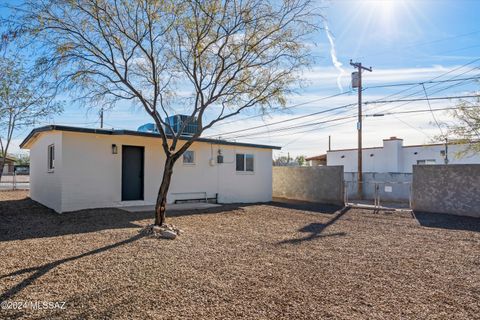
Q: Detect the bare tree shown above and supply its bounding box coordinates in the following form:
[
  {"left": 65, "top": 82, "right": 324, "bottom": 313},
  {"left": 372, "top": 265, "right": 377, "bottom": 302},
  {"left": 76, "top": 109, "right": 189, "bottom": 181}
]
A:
[
  {"left": 0, "top": 57, "right": 62, "bottom": 180},
  {"left": 8, "top": 0, "right": 318, "bottom": 226},
  {"left": 437, "top": 95, "right": 480, "bottom": 156}
]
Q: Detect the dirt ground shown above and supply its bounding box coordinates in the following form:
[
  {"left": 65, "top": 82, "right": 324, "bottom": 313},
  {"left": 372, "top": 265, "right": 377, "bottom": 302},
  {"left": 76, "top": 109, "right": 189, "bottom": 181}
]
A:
[{"left": 0, "top": 191, "right": 479, "bottom": 319}]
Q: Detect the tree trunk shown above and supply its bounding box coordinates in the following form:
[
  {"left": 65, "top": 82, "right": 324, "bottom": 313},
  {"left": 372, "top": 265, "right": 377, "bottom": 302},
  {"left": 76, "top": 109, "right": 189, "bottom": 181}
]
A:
[
  {"left": 155, "top": 156, "right": 175, "bottom": 226},
  {"left": 0, "top": 157, "right": 6, "bottom": 183}
]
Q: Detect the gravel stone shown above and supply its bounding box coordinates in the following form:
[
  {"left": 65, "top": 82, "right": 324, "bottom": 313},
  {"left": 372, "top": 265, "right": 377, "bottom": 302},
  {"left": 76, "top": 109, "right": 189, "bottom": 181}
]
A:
[{"left": 0, "top": 191, "right": 479, "bottom": 319}]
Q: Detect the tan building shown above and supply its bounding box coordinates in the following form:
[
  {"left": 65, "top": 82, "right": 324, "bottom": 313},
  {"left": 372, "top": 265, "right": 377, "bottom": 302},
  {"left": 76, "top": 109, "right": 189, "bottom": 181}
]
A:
[
  {"left": 306, "top": 154, "right": 326, "bottom": 166},
  {"left": 1, "top": 155, "right": 17, "bottom": 174}
]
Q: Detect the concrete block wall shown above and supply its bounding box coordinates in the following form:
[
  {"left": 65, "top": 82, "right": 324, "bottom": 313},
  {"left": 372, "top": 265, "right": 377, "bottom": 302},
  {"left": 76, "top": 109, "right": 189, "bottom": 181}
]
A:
[
  {"left": 412, "top": 164, "right": 480, "bottom": 218},
  {"left": 272, "top": 166, "right": 344, "bottom": 205}
]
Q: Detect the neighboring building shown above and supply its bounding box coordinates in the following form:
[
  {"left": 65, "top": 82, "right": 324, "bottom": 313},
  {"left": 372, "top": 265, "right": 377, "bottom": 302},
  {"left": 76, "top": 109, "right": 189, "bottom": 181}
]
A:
[
  {"left": 20, "top": 125, "right": 280, "bottom": 213},
  {"left": 306, "top": 154, "right": 326, "bottom": 166},
  {"left": 324, "top": 137, "right": 480, "bottom": 173},
  {"left": 1, "top": 155, "right": 17, "bottom": 174}
]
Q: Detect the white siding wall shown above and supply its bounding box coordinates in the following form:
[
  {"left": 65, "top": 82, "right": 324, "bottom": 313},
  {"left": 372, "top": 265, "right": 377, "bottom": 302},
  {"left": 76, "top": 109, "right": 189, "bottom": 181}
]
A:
[
  {"left": 327, "top": 140, "right": 480, "bottom": 173},
  {"left": 29, "top": 131, "right": 273, "bottom": 212},
  {"left": 29, "top": 132, "right": 63, "bottom": 212}
]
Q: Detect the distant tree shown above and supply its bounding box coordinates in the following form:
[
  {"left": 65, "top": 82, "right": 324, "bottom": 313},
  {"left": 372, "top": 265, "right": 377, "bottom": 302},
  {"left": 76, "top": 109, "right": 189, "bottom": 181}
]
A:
[
  {"left": 8, "top": 0, "right": 318, "bottom": 226},
  {"left": 0, "top": 57, "right": 62, "bottom": 180},
  {"left": 295, "top": 155, "right": 306, "bottom": 166},
  {"left": 273, "top": 156, "right": 290, "bottom": 166},
  {"left": 14, "top": 153, "right": 30, "bottom": 166},
  {"left": 439, "top": 96, "right": 480, "bottom": 156}
]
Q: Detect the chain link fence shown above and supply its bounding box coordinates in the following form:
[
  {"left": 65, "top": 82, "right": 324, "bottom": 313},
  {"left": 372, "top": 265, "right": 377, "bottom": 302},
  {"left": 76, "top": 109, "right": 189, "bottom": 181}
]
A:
[{"left": 344, "top": 180, "right": 412, "bottom": 209}]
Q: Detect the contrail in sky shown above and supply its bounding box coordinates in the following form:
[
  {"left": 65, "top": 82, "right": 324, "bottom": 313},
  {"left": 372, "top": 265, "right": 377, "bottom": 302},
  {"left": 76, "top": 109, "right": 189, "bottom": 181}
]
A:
[{"left": 323, "top": 20, "right": 346, "bottom": 92}]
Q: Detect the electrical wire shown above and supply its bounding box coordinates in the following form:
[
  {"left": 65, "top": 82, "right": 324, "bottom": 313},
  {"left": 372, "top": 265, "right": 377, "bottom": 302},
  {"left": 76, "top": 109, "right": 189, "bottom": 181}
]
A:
[
  {"left": 214, "top": 93, "right": 479, "bottom": 140},
  {"left": 207, "top": 59, "right": 480, "bottom": 139},
  {"left": 203, "top": 102, "right": 357, "bottom": 138},
  {"left": 421, "top": 83, "right": 444, "bottom": 137},
  {"left": 211, "top": 90, "right": 355, "bottom": 128}
]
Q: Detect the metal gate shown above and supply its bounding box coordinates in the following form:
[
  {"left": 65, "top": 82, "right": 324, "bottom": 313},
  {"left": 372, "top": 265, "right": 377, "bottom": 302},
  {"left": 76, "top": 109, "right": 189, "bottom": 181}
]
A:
[{"left": 344, "top": 180, "right": 412, "bottom": 210}]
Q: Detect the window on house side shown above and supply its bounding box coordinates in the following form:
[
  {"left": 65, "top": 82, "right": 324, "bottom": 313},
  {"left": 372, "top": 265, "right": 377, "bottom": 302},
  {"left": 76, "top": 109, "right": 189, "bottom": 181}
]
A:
[
  {"left": 236, "top": 153, "right": 254, "bottom": 172},
  {"left": 48, "top": 144, "right": 55, "bottom": 171},
  {"left": 245, "top": 154, "right": 254, "bottom": 172},
  {"left": 236, "top": 154, "right": 245, "bottom": 171},
  {"left": 417, "top": 159, "right": 436, "bottom": 165},
  {"left": 183, "top": 150, "right": 195, "bottom": 164}
]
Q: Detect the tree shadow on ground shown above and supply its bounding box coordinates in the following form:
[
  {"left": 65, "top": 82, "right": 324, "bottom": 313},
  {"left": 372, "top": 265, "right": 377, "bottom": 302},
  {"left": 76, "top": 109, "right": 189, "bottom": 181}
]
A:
[
  {"left": 0, "top": 233, "right": 145, "bottom": 303},
  {"left": 269, "top": 198, "right": 343, "bottom": 215},
  {"left": 413, "top": 211, "right": 480, "bottom": 233},
  {"left": 0, "top": 198, "right": 243, "bottom": 242},
  {"left": 0, "top": 198, "right": 152, "bottom": 242},
  {"left": 277, "top": 206, "right": 350, "bottom": 245}
]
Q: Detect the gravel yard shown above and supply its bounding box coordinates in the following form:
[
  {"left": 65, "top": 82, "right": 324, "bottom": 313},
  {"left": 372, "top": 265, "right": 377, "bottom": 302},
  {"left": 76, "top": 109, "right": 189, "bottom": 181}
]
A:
[{"left": 1, "top": 191, "right": 479, "bottom": 319}]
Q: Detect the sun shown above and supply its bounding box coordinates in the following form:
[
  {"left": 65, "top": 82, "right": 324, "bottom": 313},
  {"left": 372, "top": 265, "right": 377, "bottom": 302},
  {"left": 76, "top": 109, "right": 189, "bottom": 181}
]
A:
[
  {"left": 363, "top": 0, "right": 400, "bottom": 19},
  {"left": 354, "top": 0, "right": 418, "bottom": 38}
]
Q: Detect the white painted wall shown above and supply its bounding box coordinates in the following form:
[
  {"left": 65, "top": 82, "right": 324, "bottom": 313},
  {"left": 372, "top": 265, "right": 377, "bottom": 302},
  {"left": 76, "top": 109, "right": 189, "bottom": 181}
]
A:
[
  {"left": 327, "top": 138, "right": 480, "bottom": 173},
  {"left": 29, "top": 132, "right": 63, "bottom": 212},
  {"left": 28, "top": 131, "right": 273, "bottom": 212}
]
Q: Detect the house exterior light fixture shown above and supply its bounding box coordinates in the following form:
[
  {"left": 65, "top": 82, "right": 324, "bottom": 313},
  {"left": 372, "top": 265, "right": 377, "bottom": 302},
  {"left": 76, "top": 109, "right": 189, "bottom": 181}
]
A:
[{"left": 112, "top": 144, "right": 118, "bottom": 154}]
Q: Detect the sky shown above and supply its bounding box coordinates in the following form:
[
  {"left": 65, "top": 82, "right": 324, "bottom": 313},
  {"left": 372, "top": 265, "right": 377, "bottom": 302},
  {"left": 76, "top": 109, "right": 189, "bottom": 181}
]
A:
[{"left": 5, "top": 0, "right": 480, "bottom": 158}]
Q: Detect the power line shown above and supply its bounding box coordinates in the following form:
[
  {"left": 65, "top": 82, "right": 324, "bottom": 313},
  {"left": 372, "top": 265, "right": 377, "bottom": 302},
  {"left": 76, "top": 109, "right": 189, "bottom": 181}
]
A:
[
  {"left": 366, "top": 69, "right": 480, "bottom": 117},
  {"left": 362, "top": 58, "right": 480, "bottom": 113},
  {"left": 209, "top": 64, "right": 480, "bottom": 139},
  {"left": 207, "top": 83, "right": 477, "bottom": 140},
  {"left": 364, "top": 76, "right": 480, "bottom": 89},
  {"left": 203, "top": 102, "right": 357, "bottom": 138},
  {"left": 213, "top": 93, "right": 478, "bottom": 140},
  {"left": 229, "top": 103, "right": 479, "bottom": 140},
  {"left": 209, "top": 63, "right": 480, "bottom": 133},
  {"left": 225, "top": 115, "right": 357, "bottom": 139},
  {"left": 211, "top": 90, "right": 355, "bottom": 128},
  {"left": 421, "top": 83, "right": 444, "bottom": 137},
  {"left": 364, "top": 94, "right": 479, "bottom": 105},
  {"left": 208, "top": 75, "right": 479, "bottom": 136},
  {"left": 365, "top": 61, "right": 480, "bottom": 113},
  {"left": 365, "top": 105, "right": 479, "bottom": 117},
  {"left": 390, "top": 114, "right": 432, "bottom": 140}
]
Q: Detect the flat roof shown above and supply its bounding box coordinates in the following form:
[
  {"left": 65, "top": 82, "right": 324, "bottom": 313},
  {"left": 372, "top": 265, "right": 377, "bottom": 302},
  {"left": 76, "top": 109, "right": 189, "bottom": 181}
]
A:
[
  {"left": 305, "top": 154, "right": 326, "bottom": 161},
  {"left": 20, "top": 125, "right": 281, "bottom": 150},
  {"left": 323, "top": 141, "right": 477, "bottom": 153}
]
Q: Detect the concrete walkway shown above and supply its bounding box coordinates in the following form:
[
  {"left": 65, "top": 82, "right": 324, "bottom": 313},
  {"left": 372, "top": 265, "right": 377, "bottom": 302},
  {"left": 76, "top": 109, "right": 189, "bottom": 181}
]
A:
[{"left": 121, "top": 202, "right": 221, "bottom": 213}]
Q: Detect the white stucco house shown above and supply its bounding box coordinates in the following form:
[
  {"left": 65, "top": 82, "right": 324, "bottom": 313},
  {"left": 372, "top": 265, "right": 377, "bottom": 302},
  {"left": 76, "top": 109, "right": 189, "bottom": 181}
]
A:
[
  {"left": 20, "top": 125, "right": 280, "bottom": 213},
  {"left": 323, "top": 136, "right": 480, "bottom": 173}
]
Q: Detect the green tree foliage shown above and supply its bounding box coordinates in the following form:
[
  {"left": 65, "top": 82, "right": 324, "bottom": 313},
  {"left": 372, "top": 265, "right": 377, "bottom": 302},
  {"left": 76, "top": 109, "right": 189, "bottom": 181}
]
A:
[
  {"left": 14, "top": 153, "right": 30, "bottom": 166},
  {"left": 295, "top": 155, "right": 306, "bottom": 166}
]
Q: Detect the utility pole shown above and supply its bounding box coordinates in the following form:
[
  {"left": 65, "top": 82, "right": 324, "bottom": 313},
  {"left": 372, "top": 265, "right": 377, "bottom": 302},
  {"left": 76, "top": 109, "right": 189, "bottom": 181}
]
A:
[
  {"left": 444, "top": 137, "right": 449, "bottom": 164},
  {"left": 328, "top": 135, "right": 331, "bottom": 151},
  {"left": 100, "top": 107, "right": 104, "bottom": 128},
  {"left": 350, "top": 60, "right": 372, "bottom": 199}
]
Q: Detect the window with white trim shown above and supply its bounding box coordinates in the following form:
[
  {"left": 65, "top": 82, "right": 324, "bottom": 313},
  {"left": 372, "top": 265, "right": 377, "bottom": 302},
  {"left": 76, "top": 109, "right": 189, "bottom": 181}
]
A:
[
  {"left": 183, "top": 150, "right": 195, "bottom": 164},
  {"left": 417, "top": 159, "right": 436, "bottom": 165},
  {"left": 48, "top": 144, "right": 55, "bottom": 171},
  {"left": 236, "top": 153, "right": 254, "bottom": 172}
]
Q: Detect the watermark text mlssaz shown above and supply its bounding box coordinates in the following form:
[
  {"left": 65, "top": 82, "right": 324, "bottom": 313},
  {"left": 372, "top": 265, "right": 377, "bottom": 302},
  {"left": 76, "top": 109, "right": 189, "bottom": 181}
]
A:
[{"left": 1, "top": 300, "right": 66, "bottom": 310}]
